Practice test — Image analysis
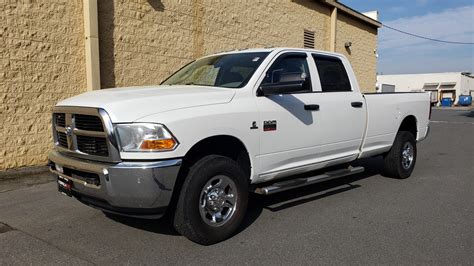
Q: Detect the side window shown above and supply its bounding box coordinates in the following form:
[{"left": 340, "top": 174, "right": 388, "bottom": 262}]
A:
[
  {"left": 313, "top": 55, "right": 351, "bottom": 92},
  {"left": 262, "top": 54, "right": 312, "bottom": 93}
]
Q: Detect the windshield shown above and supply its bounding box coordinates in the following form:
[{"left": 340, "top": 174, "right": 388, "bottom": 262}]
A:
[{"left": 162, "top": 52, "right": 270, "bottom": 88}]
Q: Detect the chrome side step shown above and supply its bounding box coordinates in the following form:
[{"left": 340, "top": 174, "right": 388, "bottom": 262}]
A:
[{"left": 254, "top": 166, "right": 365, "bottom": 195}]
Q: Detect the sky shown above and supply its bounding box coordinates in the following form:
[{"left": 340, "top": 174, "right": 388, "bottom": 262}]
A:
[{"left": 341, "top": 0, "right": 474, "bottom": 75}]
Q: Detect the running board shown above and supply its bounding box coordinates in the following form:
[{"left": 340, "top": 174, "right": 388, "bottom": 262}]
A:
[{"left": 254, "top": 166, "right": 365, "bottom": 195}]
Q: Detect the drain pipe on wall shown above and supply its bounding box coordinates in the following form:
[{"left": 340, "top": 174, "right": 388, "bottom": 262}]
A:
[
  {"left": 330, "top": 7, "right": 337, "bottom": 52},
  {"left": 83, "top": 0, "right": 101, "bottom": 90}
]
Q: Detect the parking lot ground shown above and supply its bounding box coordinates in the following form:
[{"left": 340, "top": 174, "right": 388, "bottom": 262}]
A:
[{"left": 0, "top": 108, "right": 473, "bottom": 265}]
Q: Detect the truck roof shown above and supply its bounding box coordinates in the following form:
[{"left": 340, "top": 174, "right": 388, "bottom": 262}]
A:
[{"left": 211, "top": 47, "right": 345, "bottom": 58}]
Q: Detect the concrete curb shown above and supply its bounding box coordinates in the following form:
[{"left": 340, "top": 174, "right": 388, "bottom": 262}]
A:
[
  {"left": 0, "top": 166, "right": 55, "bottom": 192},
  {"left": 433, "top": 106, "right": 473, "bottom": 111},
  {"left": 0, "top": 166, "right": 50, "bottom": 181}
]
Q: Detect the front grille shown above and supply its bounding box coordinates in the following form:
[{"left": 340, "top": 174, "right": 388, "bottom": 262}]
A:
[
  {"left": 57, "top": 132, "right": 68, "bottom": 148},
  {"left": 52, "top": 108, "right": 117, "bottom": 161},
  {"left": 75, "top": 114, "right": 103, "bottom": 132},
  {"left": 76, "top": 135, "right": 109, "bottom": 156},
  {"left": 55, "top": 113, "right": 66, "bottom": 127}
]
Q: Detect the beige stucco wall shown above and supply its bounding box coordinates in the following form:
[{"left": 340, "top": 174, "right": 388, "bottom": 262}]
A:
[
  {"left": 0, "top": 0, "right": 378, "bottom": 171},
  {"left": 98, "top": 0, "right": 332, "bottom": 88},
  {"left": 100, "top": 0, "right": 377, "bottom": 91},
  {"left": 335, "top": 12, "right": 378, "bottom": 92},
  {"left": 0, "top": 1, "right": 86, "bottom": 170}
]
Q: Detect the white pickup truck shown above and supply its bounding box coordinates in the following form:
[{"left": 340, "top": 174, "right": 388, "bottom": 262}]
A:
[{"left": 48, "top": 48, "right": 430, "bottom": 244}]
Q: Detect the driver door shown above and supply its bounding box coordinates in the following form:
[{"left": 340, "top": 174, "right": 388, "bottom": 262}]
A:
[{"left": 255, "top": 52, "right": 323, "bottom": 179}]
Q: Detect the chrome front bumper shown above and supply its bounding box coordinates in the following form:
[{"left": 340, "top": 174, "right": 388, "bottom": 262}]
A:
[{"left": 48, "top": 150, "right": 182, "bottom": 219}]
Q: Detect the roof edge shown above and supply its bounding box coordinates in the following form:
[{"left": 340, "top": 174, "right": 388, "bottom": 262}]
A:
[{"left": 320, "top": 0, "right": 382, "bottom": 28}]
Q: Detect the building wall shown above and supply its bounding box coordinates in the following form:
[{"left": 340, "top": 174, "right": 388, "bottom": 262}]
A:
[
  {"left": 0, "top": 0, "right": 378, "bottom": 171},
  {"left": 99, "top": 0, "right": 377, "bottom": 91},
  {"left": 378, "top": 73, "right": 462, "bottom": 92},
  {"left": 99, "top": 0, "right": 333, "bottom": 89},
  {"left": 0, "top": 1, "right": 86, "bottom": 170},
  {"left": 98, "top": 0, "right": 195, "bottom": 88},
  {"left": 460, "top": 75, "right": 474, "bottom": 96},
  {"left": 200, "top": 0, "right": 332, "bottom": 58},
  {"left": 335, "top": 12, "right": 378, "bottom": 92}
]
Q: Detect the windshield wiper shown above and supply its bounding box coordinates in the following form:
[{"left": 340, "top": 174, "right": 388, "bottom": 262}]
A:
[{"left": 184, "top": 82, "right": 214, "bottom": 87}]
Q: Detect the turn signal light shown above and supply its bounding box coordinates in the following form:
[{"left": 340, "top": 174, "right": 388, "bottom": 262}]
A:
[{"left": 140, "top": 139, "right": 177, "bottom": 150}]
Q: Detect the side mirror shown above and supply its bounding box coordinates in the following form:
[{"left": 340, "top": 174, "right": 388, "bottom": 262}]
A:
[
  {"left": 259, "top": 81, "right": 304, "bottom": 96},
  {"left": 258, "top": 72, "right": 308, "bottom": 96}
]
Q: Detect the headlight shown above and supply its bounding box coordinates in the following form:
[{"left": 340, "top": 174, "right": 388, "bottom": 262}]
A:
[{"left": 115, "top": 123, "right": 178, "bottom": 152}]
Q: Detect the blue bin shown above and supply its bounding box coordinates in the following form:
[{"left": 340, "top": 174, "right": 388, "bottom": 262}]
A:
[
  {"left": 458, "top": 95, "right": 472, "bottom": 106},
  {"left": 440, "top": 98, "right": 453, "bottom": 107}
]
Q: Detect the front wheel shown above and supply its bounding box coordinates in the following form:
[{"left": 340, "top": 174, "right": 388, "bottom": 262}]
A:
[
  {"left": 383, "top": 131, "right": 417, "bottom": 179},
  {"left": 173, "top": 155, "right": 248, "bottom": 245}
]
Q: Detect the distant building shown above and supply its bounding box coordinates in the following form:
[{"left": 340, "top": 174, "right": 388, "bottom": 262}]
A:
[{"left": 377, "top": 72, "right": 474, "bottom": 105}]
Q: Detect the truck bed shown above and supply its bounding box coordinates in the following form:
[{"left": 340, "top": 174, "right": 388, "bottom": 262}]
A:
[{"left": 359, "top": 92, "right": 430, "bottom": 158}]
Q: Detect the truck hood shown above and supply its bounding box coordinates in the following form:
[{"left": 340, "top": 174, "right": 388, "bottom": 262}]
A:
[{"left": 57, "top": 85, "right": 236, "bottom": 122}]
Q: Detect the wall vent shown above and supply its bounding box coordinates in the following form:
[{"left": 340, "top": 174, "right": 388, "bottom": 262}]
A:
[{"left": 304, "top": 29, "right": 315, "bottom": 49}]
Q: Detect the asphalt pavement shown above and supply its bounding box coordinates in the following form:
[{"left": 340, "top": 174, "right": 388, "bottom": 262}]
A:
[{"left": 0, "top": 108, "right": 473, "bottom": 265}]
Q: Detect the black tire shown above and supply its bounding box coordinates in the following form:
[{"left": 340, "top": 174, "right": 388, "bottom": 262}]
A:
[
  {"left": 173, "top": 155, "right": 248, "bottom": 245},
  {"left": 383, "top": 131, "right": 417, "bottom": 179}
]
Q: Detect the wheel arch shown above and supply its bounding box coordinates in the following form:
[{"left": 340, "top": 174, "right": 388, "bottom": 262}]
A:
[
  {"left": 166, "top": 135, "right": 252, "bottom": 216},
  {"left": 398, "top": 115, "right": 417, "bottom": 138},
  {"left": 180, "top": 135, "right": 252, "bottom": 178}
]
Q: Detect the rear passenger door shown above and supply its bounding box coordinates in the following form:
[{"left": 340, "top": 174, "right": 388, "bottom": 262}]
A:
[{"left": 311, "top": 54, "right": 366, "bottom": 161}]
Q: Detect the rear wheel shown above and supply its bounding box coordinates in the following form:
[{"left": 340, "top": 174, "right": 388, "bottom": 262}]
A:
[
  {"left": 173, "top": 155, "right": 248, "bottom": 245},
  {"left": 383, "top": 131, "right": 417, "bottom": 179}
]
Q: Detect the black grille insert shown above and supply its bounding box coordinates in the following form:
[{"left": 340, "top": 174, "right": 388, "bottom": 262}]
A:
[
  {"left": 64, "top": 167, "right": 101, "bottom": 186},
  {"left": 77, "top": 135, "right": 108, "bottom": 156},
  {"left": 57, "top": 132, "right": 68, "bottom": 148},
  {"left": 55, "top": 113, "right": 66, "bottom": 127},
  {"left": 75, "top": 114, "right": 104, "bottom": 132}
]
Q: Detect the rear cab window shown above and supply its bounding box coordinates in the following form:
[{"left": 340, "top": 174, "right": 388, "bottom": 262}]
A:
[{"left": 312, "top": 54, "right": 352, "bottom": 92}]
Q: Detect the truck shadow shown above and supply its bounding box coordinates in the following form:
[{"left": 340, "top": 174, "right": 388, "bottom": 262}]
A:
[
  {"left": 104, "top": 210, "right": 180, "bottom": 236},
  {"left": 105, "top": 156, "right": 385, "bottom": 237},
  {"left": 238, "top": 156, "right": 384, "bottom": 234},
  {"left": 267, "top": 94, "right": 314, "bottom": 125}
]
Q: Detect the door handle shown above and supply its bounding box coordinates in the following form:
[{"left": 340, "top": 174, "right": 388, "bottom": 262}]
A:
[
  {"left": 304, "top": 104, "right": 320, "bottom": 111},
  {"left": 351, "top": 101, "right": 363, "bottom": 108}
]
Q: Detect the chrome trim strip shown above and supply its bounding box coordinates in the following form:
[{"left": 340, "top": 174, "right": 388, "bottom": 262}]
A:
[
  {"left": 113, "top": 159, "right": 182, "bottom": 169},
  {"left": 98, "top": 108, "right": 121, "bottom": 159},
  {"left": 73, "top": 128, "right": 107, "bottom": 137},
  {"left": 255, "top": 166, "right": 365, "bottom": 195},
  {"left": 51, "top": 169, "right": 101, "bottom": 189},
  {"left": 56, "top": 126, "right": 67, "bottom": 133},
  {"left": 259, "top": 155, "right": 355, "bottom": 177},
  {"left": 66, "top": 113, "right": 73, "bottom": 150}
]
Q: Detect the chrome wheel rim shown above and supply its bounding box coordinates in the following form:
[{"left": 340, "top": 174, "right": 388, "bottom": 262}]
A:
[
  {"left": 199, "top": 175, "right": 238, "bottom": 227},
  {"left": 401, "top": 142, "right": 414, "bottom": 170}
]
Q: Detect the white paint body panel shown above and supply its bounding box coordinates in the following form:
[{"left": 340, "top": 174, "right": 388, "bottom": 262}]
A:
[
  {"left": 359, "top": 93, "right": 431, "bottom": 158},
  {"left": 55, "top": 48, "right": 430, "bottom": 184}
]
